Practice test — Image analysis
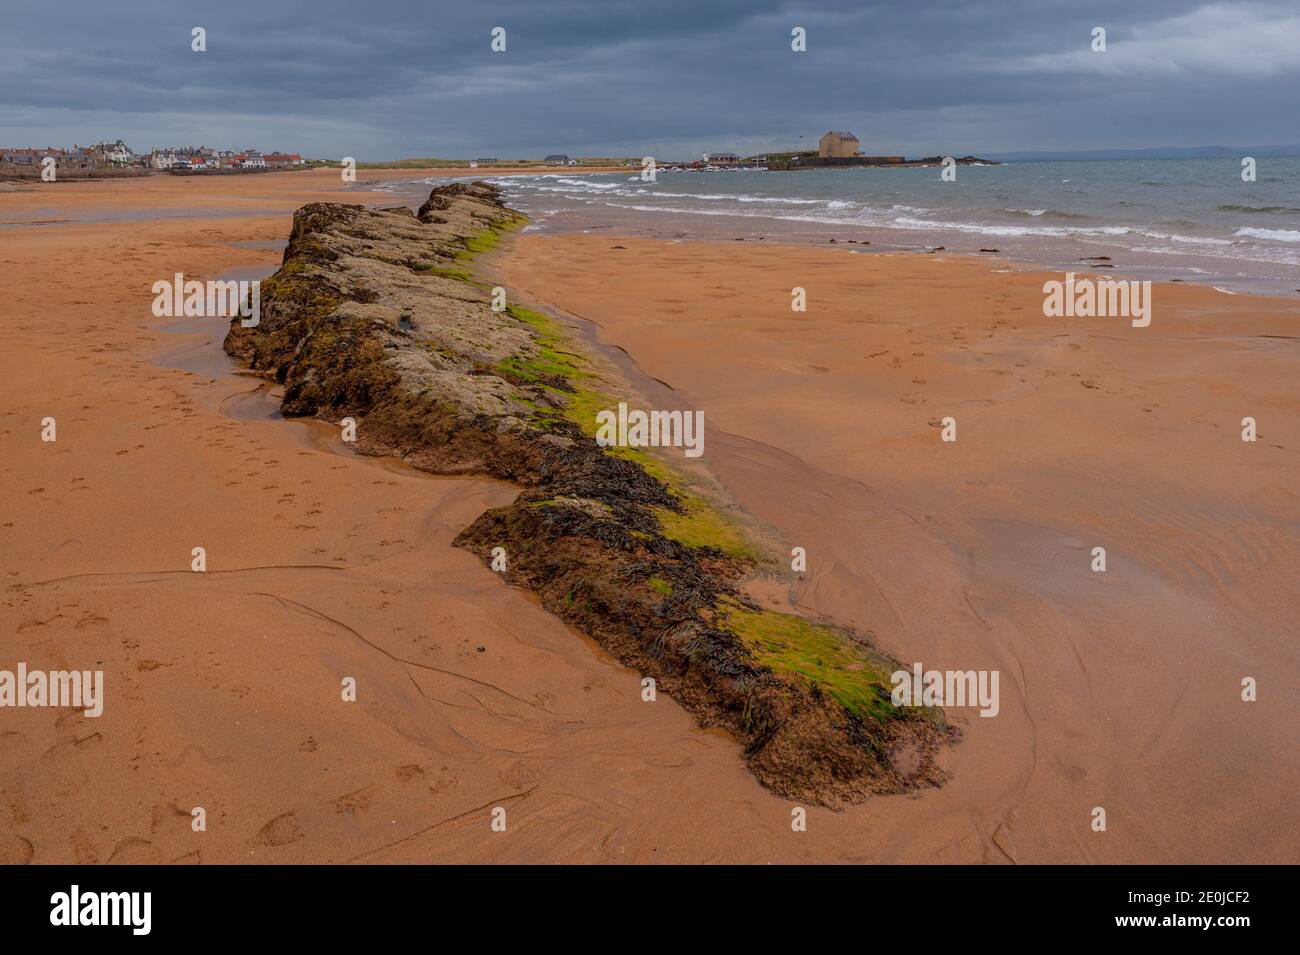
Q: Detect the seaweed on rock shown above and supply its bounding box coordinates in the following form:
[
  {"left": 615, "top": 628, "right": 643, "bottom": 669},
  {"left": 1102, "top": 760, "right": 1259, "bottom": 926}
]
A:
[{"left": 224, "top": 181, "right": 953, "bottom": 807}]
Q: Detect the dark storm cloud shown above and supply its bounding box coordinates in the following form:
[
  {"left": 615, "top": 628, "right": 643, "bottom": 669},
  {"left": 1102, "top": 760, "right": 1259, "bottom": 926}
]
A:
[{"left": 3, "top": 0, "right": 1297, "bottom": 158}]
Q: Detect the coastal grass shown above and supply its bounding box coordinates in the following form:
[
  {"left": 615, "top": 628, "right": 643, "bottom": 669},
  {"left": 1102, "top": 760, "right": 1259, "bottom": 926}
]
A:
[
  {"left": 458, "top": 212, "right": 528, "bottom": 258},
  {"left": 495, "top": 306, "right": 594, "bottom": 385},
  {"left": 718, "top": 599, "right": 900, "bottom": 723},
  {"left": 647, "top": 575, "right": 673, "bottom": 597},
  {"left": 414, "top": 213, "right": 528, "bottom": 284},
  {"left": 654, "top": 499, "right": 756, "bottom": 560}
]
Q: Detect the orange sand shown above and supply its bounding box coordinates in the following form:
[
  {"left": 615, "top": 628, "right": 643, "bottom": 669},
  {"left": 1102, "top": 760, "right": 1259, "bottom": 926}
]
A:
[
  {"left": 2, "top": 170, "right": 1296, "bottom": 863},
  {"left": 503, "top": 235, "right": 1300, "bottom": 863}
]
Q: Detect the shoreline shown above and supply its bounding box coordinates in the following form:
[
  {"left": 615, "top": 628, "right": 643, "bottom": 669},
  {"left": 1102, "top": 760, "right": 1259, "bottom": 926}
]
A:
[
  {"left": 507, "top": 205, "right": 1300, "bottom": 299},
  {"left": 448, "top": 165, "right": 1300, "bottom": 299}
]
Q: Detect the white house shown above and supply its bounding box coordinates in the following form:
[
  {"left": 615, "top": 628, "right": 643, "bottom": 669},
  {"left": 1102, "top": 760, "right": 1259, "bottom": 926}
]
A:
[
  {"left": 94, "top": 140, "right": 135, "bottom": 165},
  {"left": 149, "top": 150, "right": 180, "bottom": 170}
]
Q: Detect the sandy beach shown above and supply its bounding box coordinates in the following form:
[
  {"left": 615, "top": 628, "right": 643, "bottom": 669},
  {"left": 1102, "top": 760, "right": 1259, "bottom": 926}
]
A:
[
  {"left": 503, "top": 235, "right": 1300, "bottom": 862},
  {"left": 2, "top": 169, "right": 1297, "bottom": 864}
]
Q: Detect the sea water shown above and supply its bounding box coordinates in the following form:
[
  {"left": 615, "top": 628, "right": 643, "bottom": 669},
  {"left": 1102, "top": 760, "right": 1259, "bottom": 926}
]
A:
[{"left": 449, "top": 157, "right": 1300, "bottom": 295}]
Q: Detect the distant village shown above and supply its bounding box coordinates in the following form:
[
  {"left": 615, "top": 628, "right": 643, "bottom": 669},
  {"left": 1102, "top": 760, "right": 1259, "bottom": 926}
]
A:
[
  {"left": 2, "top": 131, "right": 993, "bottom": 181},
  {"left": 0, "top": 140, "right": 314, "bottom": 179}
]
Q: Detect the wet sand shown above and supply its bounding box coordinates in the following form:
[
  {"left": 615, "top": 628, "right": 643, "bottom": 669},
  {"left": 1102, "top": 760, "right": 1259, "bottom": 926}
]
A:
[
  {"left": 503, "top": 235, "right": 1300, "bottom": 863},
  {"left": 0, "top": 169, "right": 816, "bottom": 865},
  {"left": 2, "top": 171, "right": 1296, "bottom": 863},
  {"left": 0, "top": 165, "right": 625, "bottom": 227},
  {"left": 0, "top": 169, "right": 921, "bottom": 864}
]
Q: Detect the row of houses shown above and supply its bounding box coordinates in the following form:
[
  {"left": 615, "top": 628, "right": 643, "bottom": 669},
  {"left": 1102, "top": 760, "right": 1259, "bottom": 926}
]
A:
[
  {"left": 147, "top": 147, "right": 305, "bottom": 171},
  {"left": 2, "top": 141, "right": 307, "bottom": 176},
  {"left": 0, "top": 141, "right": 132, "bottom": 173}
]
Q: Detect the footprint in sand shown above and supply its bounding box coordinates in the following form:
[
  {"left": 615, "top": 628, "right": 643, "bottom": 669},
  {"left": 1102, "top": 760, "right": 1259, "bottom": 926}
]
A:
[
  {"left": 254, "top": 811, "right": 303, "bottom": 847},
  {"left": 150, "top": 802, "right": 191, "bottom": 835},
  {"left": 0, "top": 833, "right": 34, "bottom": 865},
  {"left": 108, "top": 836, "right": 160, "bottom": 864},
  {"left": 71, "top": 828, "right": 99, "bottom": 864},
  {"left": 333, "top": 788, "right": 375, "bottom": 816}
]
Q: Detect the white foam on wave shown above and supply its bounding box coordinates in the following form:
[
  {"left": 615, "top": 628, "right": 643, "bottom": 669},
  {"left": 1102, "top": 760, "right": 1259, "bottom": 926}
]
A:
[
  {"left": 549, "top": 177, "right": 621, "bottom": 189},
  {"left": 891, "top": 215, "right": 1131, "bottom": 239},
  {"left": 1129, "top": 244, "right": 1300, "bottom": 267},
  {"left": 1136, "top": 230, "right": 1233, "bottom": 246},
  {"left": 735, "top": 195, "right": 823, "bottom": 205},
  {"left": 514, "top": 182, "right": 835, "bottom": 207},
  {"left": 601, "top": 201, "right": 870, "bottom": 229},
  {"left": 531, "top": 177, "right": 856, "bottom": 212},
  {"left": 685, "top": 192, "right": 822, "bottom": 205},
  {"left": 1234, "top": 227, "right": 1300, "bottom": 243}
]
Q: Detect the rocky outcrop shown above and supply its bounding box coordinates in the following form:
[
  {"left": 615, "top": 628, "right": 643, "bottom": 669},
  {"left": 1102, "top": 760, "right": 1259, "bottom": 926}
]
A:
[{"left": 224, "top": 182, "right": 951, "bottom": 807}]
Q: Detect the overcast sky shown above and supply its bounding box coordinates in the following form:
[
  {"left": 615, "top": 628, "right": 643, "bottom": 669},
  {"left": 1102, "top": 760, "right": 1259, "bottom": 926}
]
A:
[{"left": 3, "top": 0, "right": 1298, "bottom": 160}]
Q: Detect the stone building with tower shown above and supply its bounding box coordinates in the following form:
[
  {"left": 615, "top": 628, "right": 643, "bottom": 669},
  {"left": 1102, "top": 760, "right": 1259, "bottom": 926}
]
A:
[{"left": 818, "top": 130, "right": 860, "bottom": 158}]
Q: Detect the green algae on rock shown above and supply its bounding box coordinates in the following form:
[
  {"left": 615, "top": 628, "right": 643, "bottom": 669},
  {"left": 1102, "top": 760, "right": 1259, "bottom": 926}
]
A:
[{"left": 224, "top": 181, "right": 952, "bottom": 807}]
